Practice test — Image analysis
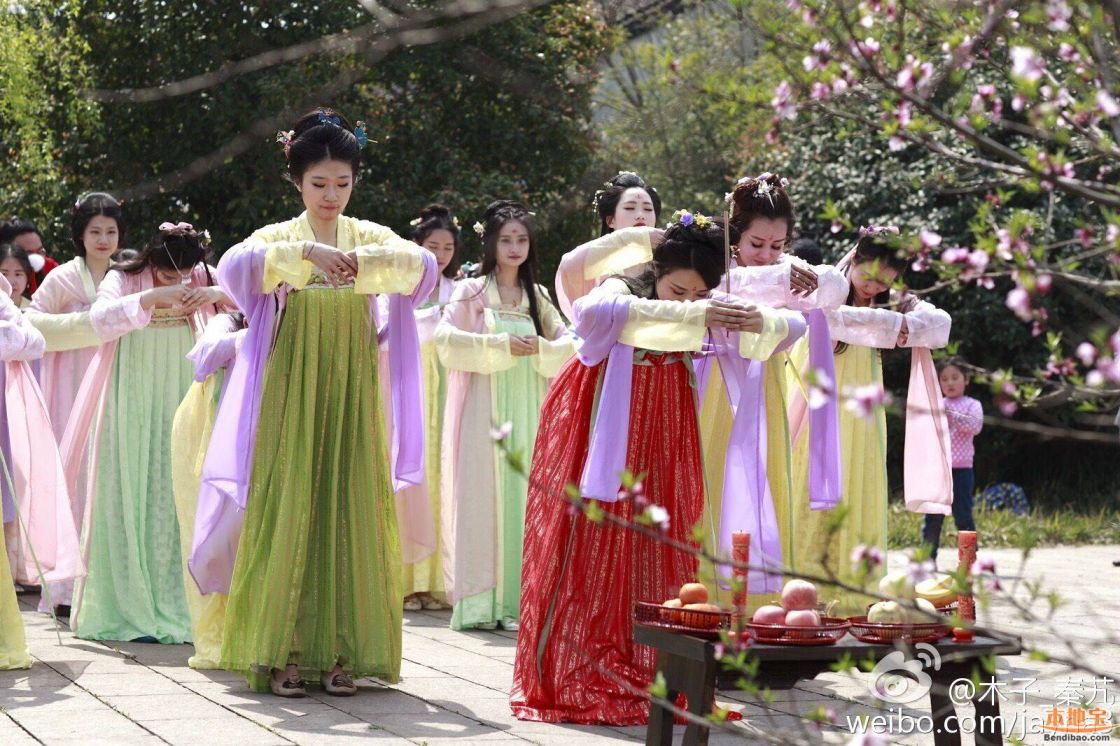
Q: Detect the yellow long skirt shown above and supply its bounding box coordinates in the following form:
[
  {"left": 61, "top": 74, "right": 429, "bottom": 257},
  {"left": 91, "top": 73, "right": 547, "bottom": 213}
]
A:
[
  {"left": 0, "top": 524, "right": 31, "bottom": 669},
  {"left": 788, "top": 341, "right": 888, "bottom": 615},
  {"left": 171, "top": 375, "right": 228, "bottom": 669},
  {"left": 698, "top": 355, "right": 793, "bottom": 612}
]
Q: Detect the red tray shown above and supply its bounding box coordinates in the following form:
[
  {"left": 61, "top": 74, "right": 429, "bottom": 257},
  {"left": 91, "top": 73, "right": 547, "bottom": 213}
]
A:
[
  {"left": 848, "top": 615, "right": 950, "bottom": 644},
  {"left": 633, "top": 601, "right": 731, "bottom": 638},
  {"left": 745, "top": 616, "right": 850, "bottom": 646}
]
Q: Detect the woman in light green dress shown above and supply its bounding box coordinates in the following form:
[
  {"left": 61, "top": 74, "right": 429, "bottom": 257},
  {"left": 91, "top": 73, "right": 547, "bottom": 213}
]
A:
[
  {"left": 67, "top": 224, "right": 227, "bottom": 643},
  {"left": 435, "top": 200, "right": 573, "bottom": 631},
  {"left": 200, "top": 108, "right": 437, "bottom": 698}
]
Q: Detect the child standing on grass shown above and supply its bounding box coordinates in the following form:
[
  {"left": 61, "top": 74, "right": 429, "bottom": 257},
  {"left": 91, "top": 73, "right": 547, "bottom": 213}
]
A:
[{"left": 922, "top": 356, "right": 982, "bottom": 562}]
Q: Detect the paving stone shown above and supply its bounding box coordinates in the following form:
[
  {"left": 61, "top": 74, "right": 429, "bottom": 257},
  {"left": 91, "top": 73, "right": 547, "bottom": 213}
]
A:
[{"left": 141, "top": 716, "right": 290, "bottom": 745}]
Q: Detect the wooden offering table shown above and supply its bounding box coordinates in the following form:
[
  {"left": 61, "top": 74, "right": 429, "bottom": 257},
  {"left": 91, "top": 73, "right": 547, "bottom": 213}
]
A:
[{"left": 635, "top": 623, "right": 1022, "bottom": 746}]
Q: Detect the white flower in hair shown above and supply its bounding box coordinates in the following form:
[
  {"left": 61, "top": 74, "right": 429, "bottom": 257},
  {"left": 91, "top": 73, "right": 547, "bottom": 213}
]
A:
[
  {"left": 756, "top": 179, "right": 773, "bottom": 197},
  {"left": 452, "top": 216, "right": 460, "bottom": 228},
  {"left": 724, "top": 191, "right": 734, "bottom": 204},
  {"left": 473, "top": 221, "right": 485, "bottom": 238},
  {"left": 409, "top": 217, "right": 422, "bottom": 226},
  {"left": 779, "top": 177, "right": 790, "bottom": 188}
]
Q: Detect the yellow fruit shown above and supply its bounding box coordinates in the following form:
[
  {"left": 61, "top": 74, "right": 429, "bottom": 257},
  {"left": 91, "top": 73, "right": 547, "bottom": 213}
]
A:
[
  {"left": 915, "top": 574, "right": 956, "bottom": 607},
  {"left": 878, "top": 571, "right": 916, "bottom": 600},
  {"left": 868, "top": 601, "right": 907, "bottom": 624}
]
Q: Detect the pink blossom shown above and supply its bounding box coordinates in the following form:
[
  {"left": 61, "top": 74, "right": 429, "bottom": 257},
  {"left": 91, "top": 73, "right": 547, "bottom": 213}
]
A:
[
  {"left": 771, "top": 81, "right": 797, "bottom": 121},
  {"left": 1005, "top": 287, "right": 1032, "bottom": 321},
  {"left": 888, "top": 135, "right": 906, "bottom": 152},
  {"left": 1101, "top": 357, "right": 1120, "bottom": 384},
  {"left": 859, "top": 37, "right": 881, "bottom": 57},
  {"left": 1035, "top": 273, "right": 1052, "bottom": 293},
  {"left": 843, "top": 384, "right": 891, "bottom": 419},
  {"left": 489, "top": 421, "right": 513, "bottom": 442},
  {"left": 996, "top": 397, "right": 1018, "bottom": 416},
  {"left": 832, "top": 77, "right": 850, "bottom": 95},
  {"left": 942, "top": 247, "right": 971, "bottom": 264},
  {"left": 645, "top": 504, "right": 670, "bottom": 531},
  {"left": 848, "top": 733, "right": 890, "bottom": 746},
  {"left": 1011, "top": 94, "right": 1027, "bottom": 112},
  {"left": 1011, "top": 46, "right": 1045, "bottom": 83},
  {"left": 831, "top": 219, "right": 843, "bottom": 234},
  {"left": 977, "top": 84, "right": 996, "bottom": 98},
  {"left": 1076, "top": 342, "right": 1097, "bottom": 367},
  {"left": 1097, "top": 90, "right": 1120, "bottom": 117},
  {"left": 859, "top": 13, "right": 874, "bottom": 28},
  {"left": 1110, "top": 330, "right": 1120, "bottom": 355},
  {"left": 906, "top": 559, "right": 936, "bottom": 586},
  {"left": 919, "top": 229, "right": 942, "bottom": 249},
  {"left": 1086, "top": 370, "right": 1105, "bottom": 387},
  {"left": 1047, "top": 0, "right": 1072, "bottom": 32},
  {"left": 807, "top": 368, "right": 834, "bottom": 410},
  {"left": 897, "top": 101, "right": 912, "bottom": 128},
  {"left": 1058, "top": 43, "right": 1080, "bottom": 62},
  {"left": 810, "top": 81, "right": 831, "bottom": 101},
  {"left": 850, "top": 544, "right": 885, "bottom": 570},
  {"left": 1075, "top": 227, "right": 1094, "bottom": 248},
  {"left": 1107, "top": 224, "right": 1120, "bottom": 245}
]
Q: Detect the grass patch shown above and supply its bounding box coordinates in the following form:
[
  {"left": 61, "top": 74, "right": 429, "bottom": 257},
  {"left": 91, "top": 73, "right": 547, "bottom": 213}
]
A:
[{"left": 888, "top": 503, "right": 1120, "bottom": 549}]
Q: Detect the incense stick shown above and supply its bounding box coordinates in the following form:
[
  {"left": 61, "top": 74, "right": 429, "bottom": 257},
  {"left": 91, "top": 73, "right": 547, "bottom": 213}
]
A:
[{"left": 723, "top": 209, "right": 731, "bottom": 295}]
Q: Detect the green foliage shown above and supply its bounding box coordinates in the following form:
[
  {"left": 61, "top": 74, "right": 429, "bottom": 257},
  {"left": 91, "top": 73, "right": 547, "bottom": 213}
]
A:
[
  {"left": 9, "top": 1, "right": 613, "bottom": 269},
  {"left": 887, "top": 502, "right": 1120, "bottom": 550},
  {"left": 0, "top": 2, "right": 100, "bottom": 244}
]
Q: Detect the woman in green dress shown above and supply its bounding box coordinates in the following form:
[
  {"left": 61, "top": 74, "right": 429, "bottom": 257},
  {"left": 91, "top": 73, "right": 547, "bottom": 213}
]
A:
[{"left": 191, "top": 108, "right": 437, "bottom": 697}]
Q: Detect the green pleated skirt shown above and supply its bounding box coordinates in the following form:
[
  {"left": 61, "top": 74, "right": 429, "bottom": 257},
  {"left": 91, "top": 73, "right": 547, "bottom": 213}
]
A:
[
  {"left": 73, "top": 322, "right": 195, "bottom": 643},
  {"left": 219, "top": 287, "right": 402, "bottom": 691}
]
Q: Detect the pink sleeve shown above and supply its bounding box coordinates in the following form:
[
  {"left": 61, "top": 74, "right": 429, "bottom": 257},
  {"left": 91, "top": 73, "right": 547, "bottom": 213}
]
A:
[
  {"left": 952, "top": 398, "right": 984, "bottom": 436},
  {"left": 728, "top": 263, "right": 792, "bottom": 307},
  {"left": 826, "top": 305, "right": 904, "bottom": 348},
  {"left": 0, "top": 293, "right": 45, "bottom": 362},
  {"left": 90, "top": 270, "right": 152, "bottom": 342},
  {"left": 900, "top": 298, "right": 951, "bottom": 349}
]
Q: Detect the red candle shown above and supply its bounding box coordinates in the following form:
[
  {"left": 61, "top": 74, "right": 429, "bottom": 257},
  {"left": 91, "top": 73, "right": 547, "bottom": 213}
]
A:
[
  {"left": 731, "top": 531, "right": 750, "bottom": 627},
  {"left": 957, "top": 530, "right": 977, "bottom": 623}
]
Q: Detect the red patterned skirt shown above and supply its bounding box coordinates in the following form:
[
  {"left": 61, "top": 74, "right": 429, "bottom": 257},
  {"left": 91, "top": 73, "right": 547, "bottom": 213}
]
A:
[{"left": 510, "top": 352, "right": 704, "bottom": 725}]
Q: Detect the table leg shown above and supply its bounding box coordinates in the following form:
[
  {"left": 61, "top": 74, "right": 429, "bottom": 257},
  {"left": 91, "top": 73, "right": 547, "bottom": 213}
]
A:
[
  {"left": 647, "top": 652, "right": 678, "bottom": 746},
  {"left": 928, "top": 670, "right": 962, "bottom": 746},
  {"left": 929, "top": 661, "right": 1006, "bottom": 746},
  {"left": 681, "top": 659, "right": 715, "bottom": 746}
]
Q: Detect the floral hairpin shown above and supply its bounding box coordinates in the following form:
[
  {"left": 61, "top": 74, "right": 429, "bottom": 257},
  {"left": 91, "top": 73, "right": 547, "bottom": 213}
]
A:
[
  {"left": 473, "top": 221, "right": 485, "bottom": 238},
  {"left": 668, "top": 209, "right": 713, "bottom": 229},
  {"left": 354, "top": 121, "right": 370, "bottom": 150},
  {"left": 276, "top": 130, "right": 294, "bottom": 159},
  {"left": 859, "top": 224, "right": 901, "bottom": 238},
  {"left": 317, "top": 110, "right": 342, "bottom": 127},
  {"left": 409, "top": 217, "right": 422, "bottom": 226},
  {"left": 452, "top": 216, "right": 460, "bottom": 228}
]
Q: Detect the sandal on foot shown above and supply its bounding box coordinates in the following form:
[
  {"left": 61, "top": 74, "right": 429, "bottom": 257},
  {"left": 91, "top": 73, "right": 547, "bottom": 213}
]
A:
[
  {"left": 403, "top": 596, "right": 423, "bottom": 611},
  {"left": 420, "top": 595, "right": 450, "bottom": 611},
  {"left": 321, "top": 671, "right": 357, "bottom": 696},
  {"left": 270, "top": 673, "right": 307, "bottom": 698}
]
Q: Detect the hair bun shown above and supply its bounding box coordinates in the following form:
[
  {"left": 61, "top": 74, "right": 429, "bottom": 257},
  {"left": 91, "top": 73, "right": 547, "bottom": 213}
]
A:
[
  {"left": 419, "top": 203, "right": 452, "bottom": 221},
  {"left": 483, "top": 199, "right": 528, "bottom": 223}
]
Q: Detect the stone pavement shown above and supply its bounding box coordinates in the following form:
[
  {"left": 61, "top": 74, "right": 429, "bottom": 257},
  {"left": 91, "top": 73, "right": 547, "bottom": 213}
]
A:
[{"left": 2, "top": 545, "right": 1118, "bottom": 745}]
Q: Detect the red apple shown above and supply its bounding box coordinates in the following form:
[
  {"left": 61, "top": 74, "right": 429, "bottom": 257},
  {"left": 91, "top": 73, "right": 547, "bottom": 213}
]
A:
[
  {"left": 751, "top": 605, "right": 786, "bottom": 625},
  {"left": 784, "top": 609, "right": 821, "bottom": 627},
  {"left": 780, "top": 579, "right": 818, "bottom": 611}
]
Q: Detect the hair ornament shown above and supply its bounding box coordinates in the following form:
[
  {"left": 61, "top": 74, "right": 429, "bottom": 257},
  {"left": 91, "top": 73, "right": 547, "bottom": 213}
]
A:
[
  {"left": 409, "top": 217, "right": 422, "bottom": 226},
  {"left": 859, "top": 224, "right": 901, "bottom": 238},
  {"left": 669, "top": 209, "right": 712, "bottom": 229},
  {"left": 473, "top": 221, "right": 485, "bottom": 238},
  {"left": 353, "top": 121, "right": 370, "bottom": 150},
  {"left": 316, "top": 109, "right": 342, "bottom": 127},
  {"left": 452, "top": 216, "right": 460, "bottom": 228},
  {"left": 159, "top": 221, "right": 194, "bottom": 232},
  {"left": 276, "top": 130, "right": 294, "bottom": 159}
]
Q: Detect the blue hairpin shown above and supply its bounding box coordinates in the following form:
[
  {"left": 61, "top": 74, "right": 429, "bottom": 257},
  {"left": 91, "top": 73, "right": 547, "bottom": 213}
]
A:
[
  {"left": 354, "top": 121, "right": 369, "bottom": 150},
  {"left": 317, "top": 109, "right": 342, "bottom": 127}
]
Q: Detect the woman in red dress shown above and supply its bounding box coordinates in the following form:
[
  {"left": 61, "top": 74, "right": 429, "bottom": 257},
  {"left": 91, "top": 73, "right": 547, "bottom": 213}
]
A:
[{"left": 511, "top": 215, "right": 791, "bottom": 724}]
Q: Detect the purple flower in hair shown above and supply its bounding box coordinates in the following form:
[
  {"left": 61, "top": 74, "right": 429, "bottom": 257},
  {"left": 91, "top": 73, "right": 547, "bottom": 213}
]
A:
[{"left": 679, "top": 211, "right": 694, "bottom": 227}]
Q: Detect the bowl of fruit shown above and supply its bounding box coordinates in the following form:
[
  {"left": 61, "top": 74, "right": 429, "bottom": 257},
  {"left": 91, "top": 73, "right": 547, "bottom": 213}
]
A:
[{"left": 745, "top": 580, "right": 850, "bottom": 645}]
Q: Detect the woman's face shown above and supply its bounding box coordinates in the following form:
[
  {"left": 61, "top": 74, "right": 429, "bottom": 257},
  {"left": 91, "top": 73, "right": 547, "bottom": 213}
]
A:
[
  {"left": 82, "top": 215, "right": 120, "bottom": 260},
  {"left": 655, "top": 267, "right": 709, "bottom": 302},
  {"left": 607, "top": 187, "right": 657, "bottom": 231},
  {"left": 0, "top": 258, "right": 28, "bottom": 300},
  {"left": 152, "top": 265, "right": 193, "bottom": 288},
  {"left": 736, "top": 217, "right": 788, "bottom": 267},
  {"left": 495, "top": 220, "right": 530, "bottom": 270},
  {"left": 850, "top": 259, "right": 900, "bottom": 303},
  {"left": 420, "top": 228, "right": 456, "bottom": 273},
  {"left": 298, "top": 160, "right": 354, "bottom": 223}
]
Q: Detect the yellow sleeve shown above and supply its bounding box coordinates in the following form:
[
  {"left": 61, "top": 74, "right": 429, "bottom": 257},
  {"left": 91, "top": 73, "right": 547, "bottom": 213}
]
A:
[
  {"left": 261, "top": 241, "right": 313, "bottom": 291},
  {"left": 349, "top": 221, "right": 425, "bottom": 296},
  {"left": 434, "top": 320, "right": 516, "bottom": 374},
  {"left": 738, "top": 307, "right": 790, "bottom": 360},
  {"left": 581, "top": 227, "right": 654, "bottom": 280},
  {"left": 24, "top": 309, "right": 99, "bottom": 352},
  {"left": 531, "top": 287, "right": 574, "bottom": 377}
]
